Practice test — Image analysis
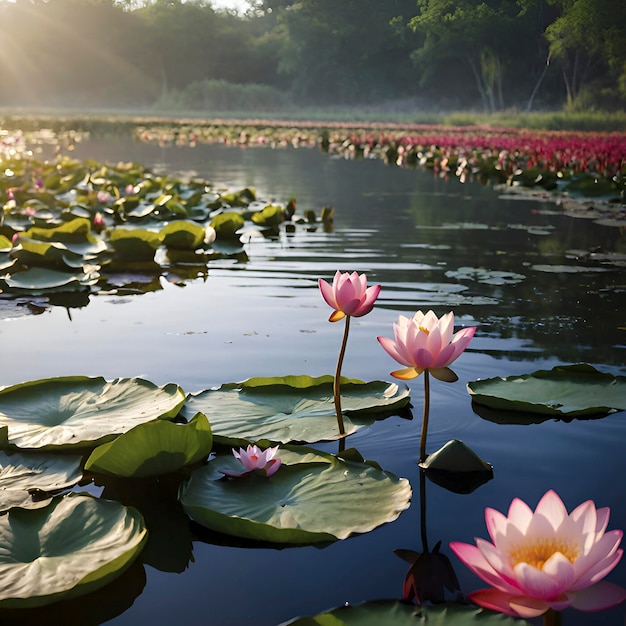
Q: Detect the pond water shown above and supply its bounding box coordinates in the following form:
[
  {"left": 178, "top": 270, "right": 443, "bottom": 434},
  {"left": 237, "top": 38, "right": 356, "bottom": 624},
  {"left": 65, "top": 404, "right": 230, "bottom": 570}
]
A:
[{"left": 1, "top": 136, "right": 625, "bottom": 625}]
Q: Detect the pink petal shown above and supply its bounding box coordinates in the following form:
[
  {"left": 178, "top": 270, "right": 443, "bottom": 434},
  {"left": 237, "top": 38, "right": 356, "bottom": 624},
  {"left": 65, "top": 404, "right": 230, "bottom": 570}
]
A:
[
  {"left": 573, "top": 530, "right": 623, "bottom": 582},
  {"left": 535, "top": 490, "right": 568, "bottom": 530},
  {"left": 485, "top": 507, "right": 509, "bottom": 544},
  {"left": 432, "top": 343, "right": 457, "bottom": 368},
  {"left": 319, "top": 278, "right": 338, "bottom": 309},
  {"left": 570, "top": 580, "right": 626, "bottom": 611},
  {"left": 570, "top": 499, "right": 598, "bottom": 540},
  {"left": 507, "top": 497, "right": 535, "bottom": 534},
  {"left": 353, "top": 283, "right": 380, "bottom": 316},
  {"left": 377, "top": 336, "right": 410, "bottom": 367},
  {"left": 438, "top": 311, "right": 455, "bottom": 344},
  {"left": 425, "top": 324, "right": 443, "bottom": 357},
  {"left": 514, "top": 561, "right": 571, "bottom": 600},
  {"left": 542, "top": 551, "right": 577, "bottom": 589},
  {"left": 469, "top": 589, "right": 549, "bottom": 618},
  {"left": 264, "top": 458, "right": 281, "bottom": 477},
  {"left": 450, "top": 542, "right": 518, "bottom": 593},
  {"left": 415, "top": 347, "right": 434, "bottom": 369},
  {"left": 594, "top": 507, "right": 611, "bottom": 534},
  {"left": 336, "top": 278, "right": 358, "bottom": 309},
  {"left": 572, "top": 545, "right": 623, "bottom": 590}
]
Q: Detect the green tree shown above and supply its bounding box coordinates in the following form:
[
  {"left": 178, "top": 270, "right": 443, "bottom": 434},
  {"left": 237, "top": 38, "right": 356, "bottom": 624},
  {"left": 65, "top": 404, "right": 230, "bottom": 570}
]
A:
[
  {"left": 545, "top": 0, "right": 626, "bottom": 107},
  {"left": 255, "top": 0, "right": 420, "bottom": 103},
  {"left": 409, "top": 0, "right": 539, "bottom": 111}
]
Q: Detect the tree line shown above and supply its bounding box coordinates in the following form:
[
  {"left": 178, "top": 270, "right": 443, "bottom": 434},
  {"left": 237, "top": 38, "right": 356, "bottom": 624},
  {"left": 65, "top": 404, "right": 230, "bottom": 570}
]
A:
[{"left": 1, "top": 0, "right": 624, "bottom": 113}]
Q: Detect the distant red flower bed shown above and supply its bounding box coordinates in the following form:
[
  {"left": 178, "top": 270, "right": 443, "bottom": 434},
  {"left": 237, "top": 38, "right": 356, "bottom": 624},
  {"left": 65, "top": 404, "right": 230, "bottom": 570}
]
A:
[{"left": 137, "top": 122, "right": 626, "bottom": 188}]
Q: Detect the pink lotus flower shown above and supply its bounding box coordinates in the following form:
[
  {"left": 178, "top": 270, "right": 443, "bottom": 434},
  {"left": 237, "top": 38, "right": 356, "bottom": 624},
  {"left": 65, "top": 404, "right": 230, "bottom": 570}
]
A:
[
  {"left": 319, "top": 270, "right": 381, "bottom": 435},
  {"left": 220, "top": 444, "right": 281, "bottom": 478},
  {"left": 450, "top": 490, "right": 626, "bottom": 619},
  {"left": 377, "top": 310, "right": 476, "bottom": 382},
  {"left": 96, "top": 190, "right": 112, "bottom": 204},
  {"left": 319, "top": 270, "right": 381, "bottom": 322},
  {"left": 93, "top": 212, "right": 105, "bottom": 232}
]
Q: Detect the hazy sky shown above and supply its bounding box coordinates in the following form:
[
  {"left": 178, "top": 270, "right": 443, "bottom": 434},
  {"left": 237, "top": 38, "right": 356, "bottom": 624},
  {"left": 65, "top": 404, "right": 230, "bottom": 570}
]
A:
[{"left": 212, "top": 0, "right": 250, "bottom": 12}]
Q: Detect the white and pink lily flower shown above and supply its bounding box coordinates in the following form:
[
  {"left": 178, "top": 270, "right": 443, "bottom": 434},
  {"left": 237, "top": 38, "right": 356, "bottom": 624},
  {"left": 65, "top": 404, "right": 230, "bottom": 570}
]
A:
[
  {"left": 319, "top": 270, "right": 381, "bottom": 322},
  {"left": 378, "top": 310, "right": 476, "bottom": 382},
  {"left": 220, "top": 444, "right": 281, "bottom": 478},
  {"left": 450, "top": 490, "right": 626, "bottom": 619}
]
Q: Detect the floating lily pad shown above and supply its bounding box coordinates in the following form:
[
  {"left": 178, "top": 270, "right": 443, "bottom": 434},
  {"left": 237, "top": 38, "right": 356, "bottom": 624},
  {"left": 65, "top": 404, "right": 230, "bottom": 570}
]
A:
[
  {"left": 109, "top": 229, "right": 161, "bottom": 261},
  {"left": 179, "top": 445, "right": 411, "bottom": 544},
  {"left": 1, "top": 267, "right": 98, "bottom": 293},
  {"left": 24, "top": 218, "right": 96, "bottom": 244},
  {"left": 160, "top": 221, "right": 206, "bottom": 250},
  {"left": 180, "top": 375, "right": 411, "bottom": 444},
  {"left": 280, "top": 600, "right": 531, "bottom": 625},
  {"left": 0, "top": 492, "right": 147, "bottom": 608},
  {"left": 531, "top": 264, "right": 608, "bottom": 274},
  {"left": 467, "top": 363, "right": 626, "bottom": 417},
  {"left": 0, "top": 376, "right": 186, "bottom": 450},
  {"left": 445, "top": 267, "right": 525, "bottom": 285},
  {"left": 0, "top": 450, "right": 83, "bottom": 512},
  {"left": 209, "top": 212, "right": 245, "bottom": 239},
  {"left": 85, "top": 412, "right": 212, "bottom": 478}
]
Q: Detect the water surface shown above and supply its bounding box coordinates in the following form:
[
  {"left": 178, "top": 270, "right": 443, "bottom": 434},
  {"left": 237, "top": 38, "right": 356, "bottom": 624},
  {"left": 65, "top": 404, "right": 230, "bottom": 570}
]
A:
[{"left": 1, "top": 137, "right": 625, "bottom": 625}]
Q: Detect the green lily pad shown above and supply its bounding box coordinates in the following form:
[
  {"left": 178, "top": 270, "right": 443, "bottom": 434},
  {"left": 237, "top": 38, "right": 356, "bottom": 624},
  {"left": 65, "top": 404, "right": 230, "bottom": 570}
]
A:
[
  {"left": 179, "top": 445, "right": 411, "bottom": 544},
  {"left": 109, "top": 229, "right": 161, "bottom": 261},
  {"left": 85, "top": 412, "right": 212, "bottom": 478},
  {"left": 0, "top": 450, "right": 83, "bottom": 512},
  {"left": 251, "top": 204, "right": 285, "bottom": 227},
  {"left": 24, "top": 218, "right": 96, "bottom": 244},
  {"left": 209, "top": 212, "right": 245, "bottom": 239},
  {"left": 12, "top": 238, "right": 87, "bottom": 269},
  {"left": 159, "top": 221, "right": 206, "bottom": 250},
  {"left": 280, "top": 600, "right": 531, "bottom": 625},
  {"left": 180, "top": 375, "right": 411, "bottom": 444},
  {"left": 0, "top": 492, "right": 147, "bottom": 608},
  {"left": 0, "top": 376, "right": 186, "bottom": 450},
  {"left": 467, "top": 363, "right": 626, "bottom": 417},
  {"left": 1, "top": 267, "right": 98, "bottom": 293},
  {"left": 444, "top": 267, "right": 525, "bottom": 285}
]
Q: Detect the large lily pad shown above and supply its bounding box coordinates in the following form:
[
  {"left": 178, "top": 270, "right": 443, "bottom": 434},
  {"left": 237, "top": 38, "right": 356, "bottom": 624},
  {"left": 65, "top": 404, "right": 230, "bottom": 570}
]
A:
[
  {"left": 179, "top": 445, "right": 411, "bottom": 544},
  {"left": 0, "top": 450, "right": 83, "bottom": 512},
  {"left": 1, "top": 267, "right": 99, "bottom": 293},
  {"left": 180, "top": 375, "right": 411, "bottom": 444},
  {"left": 0, "top": 492, "right": 147, "bottom": 608},
  {"left": 0, "top": 376, "right": 186, "bottom": 450},
  {"left": 85, "top": 412, "right": 212, "bottom": 478},
  {"left": 467, "top": 363, "right": 626, "bottom": 417},
  {"left": 280, "top": 600, "right": 531, "bottom": 625}
]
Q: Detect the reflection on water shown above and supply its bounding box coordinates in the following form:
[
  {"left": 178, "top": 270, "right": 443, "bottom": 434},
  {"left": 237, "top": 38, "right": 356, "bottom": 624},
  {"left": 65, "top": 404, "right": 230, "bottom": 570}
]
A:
[{"left": 2, "top": 137, "right": 625, "bottom": 625}]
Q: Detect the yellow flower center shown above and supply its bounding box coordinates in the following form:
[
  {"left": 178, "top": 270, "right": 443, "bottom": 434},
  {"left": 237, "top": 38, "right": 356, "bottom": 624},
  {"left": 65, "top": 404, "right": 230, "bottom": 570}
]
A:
[
  {"left": 509, "top": 538, "right": 580, "bottom": 570},
  {"left": 419, "top": 326, "right": 430, "bottom": 335}
]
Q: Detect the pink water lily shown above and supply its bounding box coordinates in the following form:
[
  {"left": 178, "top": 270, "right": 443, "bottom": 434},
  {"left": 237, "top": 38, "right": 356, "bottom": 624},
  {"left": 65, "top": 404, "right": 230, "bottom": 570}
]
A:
[
  {"left": 319, "top": 270, "right": 381, "bottom": 436},
  {"left": 319, "top": 270, "right": 381, "bottom": 322},
  {"left": 450, "top": 490, "right": 626, "bottom": 619},
  {"left": 220, "top": 444, "right": 281, "bottom": 478},
  {"left": 377, "top": 310, "right": 476, "bottom": 382},
  {"left": 93, "top": 212, "right": 105, "bottom": 232}
]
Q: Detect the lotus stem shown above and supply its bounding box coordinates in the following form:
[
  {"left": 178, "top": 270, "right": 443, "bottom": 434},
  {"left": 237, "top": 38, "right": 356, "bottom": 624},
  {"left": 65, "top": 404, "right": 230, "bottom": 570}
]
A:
[
  {"left": 419, "top": 468, "right": 429, "bottom": 553},
  {"left": 543, "top": 609, "right": 561, "bottom": 626},
  {"left": 419, "top": 370, "right": 430, "bottom": 463},
  {"left": 333, "top": 315, "right": 350, "bottom": 436}
]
